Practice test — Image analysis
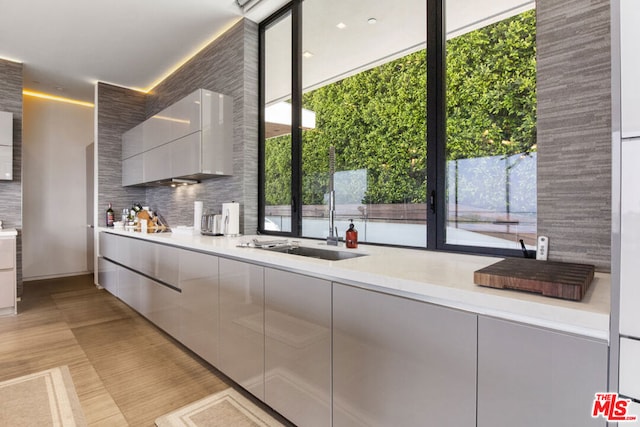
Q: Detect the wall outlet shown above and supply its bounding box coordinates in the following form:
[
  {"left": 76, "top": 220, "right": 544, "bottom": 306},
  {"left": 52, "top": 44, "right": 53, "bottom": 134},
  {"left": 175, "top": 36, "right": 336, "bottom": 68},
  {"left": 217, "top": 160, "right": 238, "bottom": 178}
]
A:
[{"left": 536, "top": 236, "right": 549, "bottom": 261}]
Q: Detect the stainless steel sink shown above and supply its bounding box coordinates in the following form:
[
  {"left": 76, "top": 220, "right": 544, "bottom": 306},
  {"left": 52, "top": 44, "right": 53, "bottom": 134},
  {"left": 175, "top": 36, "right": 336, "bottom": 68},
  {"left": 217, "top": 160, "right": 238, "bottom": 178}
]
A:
[{"left": 262, "top": 245, "right": 366, "bottom": 261}]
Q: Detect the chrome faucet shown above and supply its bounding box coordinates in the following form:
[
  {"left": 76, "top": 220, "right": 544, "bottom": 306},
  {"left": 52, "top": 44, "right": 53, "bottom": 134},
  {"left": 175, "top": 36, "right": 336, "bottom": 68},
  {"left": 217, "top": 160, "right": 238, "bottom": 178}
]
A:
[{"left": 327, "top": 146, "right": 339, "bottom": 246}]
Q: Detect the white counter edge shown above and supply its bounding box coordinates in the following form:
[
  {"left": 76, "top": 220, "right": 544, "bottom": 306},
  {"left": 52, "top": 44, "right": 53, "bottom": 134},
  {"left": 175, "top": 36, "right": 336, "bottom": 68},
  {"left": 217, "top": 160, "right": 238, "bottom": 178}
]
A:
[
  {"left": 0, "top": 228, "right": 18, "bottom": 237},
  {"left": 98, "top": 228, "right": 610, "bottom": 341}
]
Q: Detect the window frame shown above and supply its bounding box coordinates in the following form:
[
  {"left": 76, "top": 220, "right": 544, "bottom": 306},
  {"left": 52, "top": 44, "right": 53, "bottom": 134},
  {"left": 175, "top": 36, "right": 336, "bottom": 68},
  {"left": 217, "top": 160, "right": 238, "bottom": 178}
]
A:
[{"left": 258, "top": 0, "right": 534, "bottom": 258}]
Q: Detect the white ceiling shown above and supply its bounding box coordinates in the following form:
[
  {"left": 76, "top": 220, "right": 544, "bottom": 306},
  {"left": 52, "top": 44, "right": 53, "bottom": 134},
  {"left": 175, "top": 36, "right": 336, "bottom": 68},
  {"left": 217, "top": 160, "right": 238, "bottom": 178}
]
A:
[
  {"left": 0, "top": 0, "right": 286, "bottom": 102},
  {"left": 0, "top": 0, "right": 533, "bottom": 104},
  {"left": 266, "top": 0, "right": 535, "bottom": 104}
]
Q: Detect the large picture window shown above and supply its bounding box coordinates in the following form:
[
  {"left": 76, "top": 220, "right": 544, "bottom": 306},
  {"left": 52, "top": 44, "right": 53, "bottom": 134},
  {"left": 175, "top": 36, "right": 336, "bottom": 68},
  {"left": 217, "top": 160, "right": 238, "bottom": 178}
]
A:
[
  {"left": 259, "top": 0, "right": 537, "bottom": 256},
  {"left": 444, "top": 0, "right": 537, "bottom": 251},
  {"left": 262, "top": 10, "right": 293, "bottom": 233}
]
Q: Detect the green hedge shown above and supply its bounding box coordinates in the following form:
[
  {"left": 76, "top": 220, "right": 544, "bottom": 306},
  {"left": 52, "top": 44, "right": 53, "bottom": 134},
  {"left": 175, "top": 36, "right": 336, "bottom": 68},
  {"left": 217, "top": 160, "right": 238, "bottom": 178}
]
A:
[{"left": 265, "top": 10, "right": 536, "bottom": 206}]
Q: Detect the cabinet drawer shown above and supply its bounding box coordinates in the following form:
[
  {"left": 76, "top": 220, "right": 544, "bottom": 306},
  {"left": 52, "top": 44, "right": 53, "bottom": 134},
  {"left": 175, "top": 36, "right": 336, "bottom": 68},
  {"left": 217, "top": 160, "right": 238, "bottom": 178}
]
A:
[
  {"left": 99, "top": 232, "right": 118, "bottom": 261},
  {"left": 0, "top": 270, "right": 15, "bottom": 308},
  {"left": 0, "top": 238, "right": 15, "bottom": 269},
  {"left": 98, "top": 257, "right": 119, "bottom": 297},
  {"left": 620, "top": 337, "right": 640, "bottom": 400}
]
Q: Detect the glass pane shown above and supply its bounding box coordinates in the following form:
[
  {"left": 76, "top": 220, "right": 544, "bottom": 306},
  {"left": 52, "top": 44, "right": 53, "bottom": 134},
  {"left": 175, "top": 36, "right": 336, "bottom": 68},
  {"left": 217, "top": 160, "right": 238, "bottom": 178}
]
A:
[
  {"left": 300, "top": 0, "right": 427, "bottom": 246},
  {"left": 445, "top": 0, "right": 537, "bottom": 250},
  {"left": 264, "top": 12, "right": 293, "bottom": 232}
]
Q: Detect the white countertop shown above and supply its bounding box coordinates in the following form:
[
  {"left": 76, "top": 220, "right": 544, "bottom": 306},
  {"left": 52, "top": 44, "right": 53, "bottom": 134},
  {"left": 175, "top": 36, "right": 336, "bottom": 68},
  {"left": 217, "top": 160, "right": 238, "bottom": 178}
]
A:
[
  {"left": 0, "top": 228, "right": 18, "bottom": 237},
  {"left": 100, "top": 228, "right": 611, "bottom": 341}
]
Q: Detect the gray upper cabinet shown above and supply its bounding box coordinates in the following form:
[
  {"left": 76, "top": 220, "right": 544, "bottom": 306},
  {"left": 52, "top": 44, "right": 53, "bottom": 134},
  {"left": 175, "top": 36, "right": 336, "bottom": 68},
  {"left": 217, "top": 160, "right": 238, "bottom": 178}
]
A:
[
  {"left": 121, "top": 88, "right": 233, "bottom": 186},
  {"left": 122, "top": 155, "right": 143, "bottom": 187},
  {"left": 0, "top": 111, "right": 13, "bottom": 180},
  {"left": 145, "top": 90, "right": 201, "bottom": 151},
  {"left": 121, "top": 122, "right": 143, "bottom": 161},
  {"left": 622, "top": 0, "right": 640, "bottom": 138},
  {"left": 169, "top": 132, "right": 201, "bottom": 179},
  {"left": 477, "top": 316, "right": 608, "bottom": 427},
  {"left": 141, "top": 141, "right": 172, "bottom": 184},
  {"left": 332, "top": 282, "right": 478, "bottom": 427}
]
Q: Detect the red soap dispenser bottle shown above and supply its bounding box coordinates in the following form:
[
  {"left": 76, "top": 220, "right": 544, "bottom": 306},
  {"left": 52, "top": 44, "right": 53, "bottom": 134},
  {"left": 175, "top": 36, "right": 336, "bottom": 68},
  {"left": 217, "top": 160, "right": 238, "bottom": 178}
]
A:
[{"left": 346, "top": 219, "right": 358, "bottom": 248}]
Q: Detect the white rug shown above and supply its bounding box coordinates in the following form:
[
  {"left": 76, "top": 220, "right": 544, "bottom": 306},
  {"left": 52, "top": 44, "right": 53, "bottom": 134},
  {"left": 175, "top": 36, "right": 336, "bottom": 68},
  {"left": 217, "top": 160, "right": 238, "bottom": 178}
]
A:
[
  {"left": 0, "top": 366, "right": 87, "bottom": 427},
  {"left": 155, "top": 388, "right": 284, "bottom": 427}
]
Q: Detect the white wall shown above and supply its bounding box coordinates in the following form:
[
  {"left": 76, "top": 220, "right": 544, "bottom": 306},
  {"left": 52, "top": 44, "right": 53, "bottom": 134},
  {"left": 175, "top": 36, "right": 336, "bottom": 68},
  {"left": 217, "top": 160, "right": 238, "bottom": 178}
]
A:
[{"left": 22, "top": 96, "right": 94, "bottom": 280}]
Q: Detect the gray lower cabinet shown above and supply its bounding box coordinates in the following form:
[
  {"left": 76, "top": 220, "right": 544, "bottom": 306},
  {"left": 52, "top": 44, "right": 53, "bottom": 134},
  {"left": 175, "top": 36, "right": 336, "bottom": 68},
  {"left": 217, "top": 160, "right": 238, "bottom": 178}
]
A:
[
  {"left": 477, "top": 316, "right": 608, "bottom": 427},
  {"left": 264, "top": 268, "right": 332, "bottom": 427},
  {"left": 98, "top": 231, "right": 119, "bottom": 262},
  {"left": 98, "top": 233, "right": 610, "bottom": 427},
  {"left": 0, "top": 236, "right": 16, "bottom": 314},
  {"left": 97, "top": 257, "right": 118, "bottom": 297},
  {"left": 100, "top": 232, "right": 142, "bottom": 271},
  {"left": 178, "top": 250, "right": 219, "bottom": 366},
  {"left": 118, "top": 266, "right": 143, "bottom": 312},
  {"left": 98, "top": 232, "right": 218, "bottom": 366},
  {"left": 138, "top": 240, "right": 180, "bottom": 286},
  {"left": 332, "top": 282, "right": 478, "bottom": 427},
  {"left": 218, "top": 258, "right": 265, "bottom": 399},
  {"left": 116, "top": 263, "right": 181, "bottom": 340},
  {"left": 142, "top": 275, "right": 181, "bottom": 339}
]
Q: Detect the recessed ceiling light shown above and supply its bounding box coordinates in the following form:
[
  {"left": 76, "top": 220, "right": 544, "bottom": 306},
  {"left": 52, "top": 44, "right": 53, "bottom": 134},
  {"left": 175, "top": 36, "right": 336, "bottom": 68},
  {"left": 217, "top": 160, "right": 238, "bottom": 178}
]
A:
[
  {"left": 336, "top": 22, "right": 347, "bottom": 29},
  {"left": 303, "top": 50, "right": 314, "bottom": 59},
  {"left": 368, "top": 18, "right": 377, "bottom": 24}
]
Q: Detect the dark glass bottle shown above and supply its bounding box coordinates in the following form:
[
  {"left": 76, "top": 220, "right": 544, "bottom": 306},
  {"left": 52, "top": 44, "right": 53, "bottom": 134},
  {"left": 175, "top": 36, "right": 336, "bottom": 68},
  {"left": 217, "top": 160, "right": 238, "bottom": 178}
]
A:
[
  {"left": 106, "top": 203, "right": 115, "bottom": 227},
  {"left": 346, "top": 219, "right": 358, "bottom": 248}
]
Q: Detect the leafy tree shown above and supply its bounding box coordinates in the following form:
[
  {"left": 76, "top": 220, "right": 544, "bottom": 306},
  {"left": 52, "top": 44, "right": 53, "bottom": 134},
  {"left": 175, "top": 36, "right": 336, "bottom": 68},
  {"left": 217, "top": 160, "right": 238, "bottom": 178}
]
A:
[
  {"left": 264, "top": 134, "right": 291, "bottom": 206},
  {"left": 264, "top": 10, "right": 536, "bottom": 207},
  {"left": 301, "top": 49, "right": 427, "bottom": 204},
  {"left": 446, "top": 9, "right": 536, "bottom": 161}
]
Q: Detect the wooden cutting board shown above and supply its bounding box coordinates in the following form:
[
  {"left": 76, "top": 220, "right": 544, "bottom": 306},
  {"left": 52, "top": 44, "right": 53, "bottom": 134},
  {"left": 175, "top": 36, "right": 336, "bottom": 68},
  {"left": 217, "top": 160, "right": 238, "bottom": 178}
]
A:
[{"left": 474, "top": 258, "right": 595, "bottom": 301}]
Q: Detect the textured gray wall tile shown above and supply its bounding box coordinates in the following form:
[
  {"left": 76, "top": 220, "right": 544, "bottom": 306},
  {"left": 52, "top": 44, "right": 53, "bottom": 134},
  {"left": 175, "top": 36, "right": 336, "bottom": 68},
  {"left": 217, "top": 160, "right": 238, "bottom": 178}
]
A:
[
  {"left": 0, "top": 58, "right": 23, "bottom": 295},
  {"left": 97, "top": 19, "right": 259, "bottom": 234},
  {"left": 242, "top": 20, "right": 260, "bottom": 235},
  {"left": 94, "top": 7, "right": 612, "bottom": 271},
  {"left": 0, "top": 59, "right": 23, "bottom": 228},
  {"left": 537, "top": 0, "right": 611, "bottom": 270},
  {"left": 96, "top": 83, "right": 147, "bottom": 220}
]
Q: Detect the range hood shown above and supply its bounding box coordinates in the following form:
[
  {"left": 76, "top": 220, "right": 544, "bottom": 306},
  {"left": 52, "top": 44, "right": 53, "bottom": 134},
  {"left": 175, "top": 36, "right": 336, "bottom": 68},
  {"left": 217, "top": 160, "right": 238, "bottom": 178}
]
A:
[{"left": 143, "top": 178, "right": 200, "bottom": 188}]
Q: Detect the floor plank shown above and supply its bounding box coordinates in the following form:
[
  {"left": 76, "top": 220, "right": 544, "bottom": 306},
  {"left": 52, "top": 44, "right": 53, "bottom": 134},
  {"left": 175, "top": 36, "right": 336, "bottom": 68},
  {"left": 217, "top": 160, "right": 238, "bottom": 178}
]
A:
[{"left": 0, "top": 274, "right": 233, "bottom": 427}]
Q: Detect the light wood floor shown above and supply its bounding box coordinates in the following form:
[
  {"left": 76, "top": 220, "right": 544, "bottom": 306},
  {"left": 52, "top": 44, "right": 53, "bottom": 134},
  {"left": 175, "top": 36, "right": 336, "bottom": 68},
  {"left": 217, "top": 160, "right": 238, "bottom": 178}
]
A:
[{"left": 0, "top": 274, "right": 259, "bottom": 426}]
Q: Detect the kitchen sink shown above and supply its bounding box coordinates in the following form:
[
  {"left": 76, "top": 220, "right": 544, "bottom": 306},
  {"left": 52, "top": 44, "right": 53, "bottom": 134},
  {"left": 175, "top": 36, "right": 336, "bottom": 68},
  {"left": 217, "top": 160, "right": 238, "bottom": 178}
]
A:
[{"left": 262, "top": 245, "right": 366, "bottom": 261}]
